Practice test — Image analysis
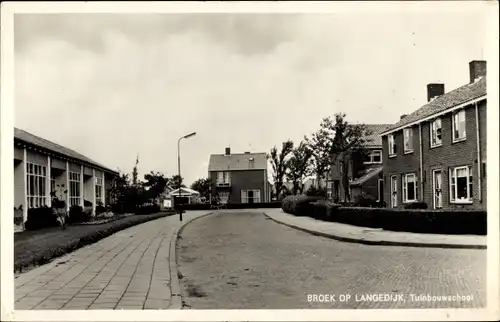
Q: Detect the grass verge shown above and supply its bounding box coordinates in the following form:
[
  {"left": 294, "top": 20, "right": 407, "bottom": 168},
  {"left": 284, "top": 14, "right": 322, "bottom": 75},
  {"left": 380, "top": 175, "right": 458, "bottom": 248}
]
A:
[{"left": 14, "top": 212, "right": 174, "bottom": 273}]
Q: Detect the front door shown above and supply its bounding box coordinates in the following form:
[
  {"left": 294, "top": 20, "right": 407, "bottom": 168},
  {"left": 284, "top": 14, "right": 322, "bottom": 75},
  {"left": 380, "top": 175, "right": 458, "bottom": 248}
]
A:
[
  {"left": 433, "top": 170, "right": 443, "bottom": 209},
  {"left": 247, "top": 190, "right": 254, "bottom": 204},
  {"left": 390, "top": 176, "right": 397, "bottom": 208},
  {"left": 378, "top": 179, "right": 384, "bottom": 204}
]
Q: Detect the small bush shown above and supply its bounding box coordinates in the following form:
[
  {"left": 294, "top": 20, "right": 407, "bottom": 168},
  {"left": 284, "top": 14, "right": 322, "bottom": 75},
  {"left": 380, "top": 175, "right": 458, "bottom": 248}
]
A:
[
  {"left": 309, "top": 200, "right": 341, "bottom": 220},
  {"left": 136, "top": 204, "right": 161, "bottom": 215},
  {"left": 68, "top": 205, "right": 91, "bottom": 224},
  {"left": 353, "top": 193, "right": 379, "bottom": 208},
  {"left": 281, "top": 195, "right": 325, "bottom": 216},
  {"left": 404, "top": 202, "right": 428, "bottom": 209},
  {"left": 24, "top": 206, "right": 59, "bottom": 230}
]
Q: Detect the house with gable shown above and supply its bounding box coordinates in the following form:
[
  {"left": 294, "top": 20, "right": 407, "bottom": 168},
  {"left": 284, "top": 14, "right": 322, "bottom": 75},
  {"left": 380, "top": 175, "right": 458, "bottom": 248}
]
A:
[
  {"left": 380, "top": 60, "right": 487, "bottom": 210},
  {"left": 208, "top": 147, "right": 271, "bottom": 204}
]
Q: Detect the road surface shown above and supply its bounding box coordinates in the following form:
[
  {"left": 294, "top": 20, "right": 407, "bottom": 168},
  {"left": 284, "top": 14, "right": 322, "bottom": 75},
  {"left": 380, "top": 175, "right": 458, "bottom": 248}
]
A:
[{"left": 177, "top": 210, "right": 486, "bottom": 309}]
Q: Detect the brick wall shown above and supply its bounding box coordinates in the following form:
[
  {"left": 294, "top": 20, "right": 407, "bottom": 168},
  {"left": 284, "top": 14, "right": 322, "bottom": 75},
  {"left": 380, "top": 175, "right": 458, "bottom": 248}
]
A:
[
  {"left": 382, "top": 126, "right": 421, "bottom": 209},
  {"left": 210, "top": 169, "right": 265, "bottom": 204},
  {"left": 383, "top": 100, "right": 486, "bottom": 210}
]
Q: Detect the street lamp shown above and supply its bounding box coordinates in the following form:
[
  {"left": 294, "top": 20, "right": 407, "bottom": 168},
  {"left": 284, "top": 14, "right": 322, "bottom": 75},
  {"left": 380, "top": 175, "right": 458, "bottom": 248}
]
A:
[{"left": 177, "top": 132, "right": 196, "bottom": 221}]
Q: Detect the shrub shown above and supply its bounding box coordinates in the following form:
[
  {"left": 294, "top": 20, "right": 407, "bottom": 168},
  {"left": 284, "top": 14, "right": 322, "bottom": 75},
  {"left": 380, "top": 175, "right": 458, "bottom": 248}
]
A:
[
  {"left": 68, "top": 205, "right": 91, "bottom": 224},
  {"left": 404, "top": 202, "right": 428, "bottom": 209},
  {"left": 305, "top": 186, "right": 327, "bottom": 197},
  {"left": 24, "top": 206, "right": 59, "bottom": 230},
  {"left": 309, "top": 200, "right": 341, "bottom": 220},
  {"left": 325, "top": 207, "right": 486, "bottom": 235},
  {"left": 353, "top": 193, "right": 379, "bottom": 208},
  {"left": 136, "top": 204, "right": 161, "bottom": 215},
  {"left": 96, "top": 205, "right": 106, "bottom": 216},
  {"left": 281, "top": 195, "right": 325, "bottom": 216}
]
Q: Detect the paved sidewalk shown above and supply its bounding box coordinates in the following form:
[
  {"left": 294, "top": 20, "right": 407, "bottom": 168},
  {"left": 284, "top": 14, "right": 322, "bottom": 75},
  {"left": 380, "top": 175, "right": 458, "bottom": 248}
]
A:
[
  {"left": 14, "top": 211, "right": 211, "bottom": 310},
  {"left": 263, "top": 209, "right": 486, "bottom": 249}
]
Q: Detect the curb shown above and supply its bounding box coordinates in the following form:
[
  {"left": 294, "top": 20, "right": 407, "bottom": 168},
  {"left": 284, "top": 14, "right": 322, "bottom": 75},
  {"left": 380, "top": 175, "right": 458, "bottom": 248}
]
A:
[
  {"left": 263, "top": 212, "right": 487, "bottom": 250},
  {"left": 167, "top": 211, "right": 216, "bottom": 309}
]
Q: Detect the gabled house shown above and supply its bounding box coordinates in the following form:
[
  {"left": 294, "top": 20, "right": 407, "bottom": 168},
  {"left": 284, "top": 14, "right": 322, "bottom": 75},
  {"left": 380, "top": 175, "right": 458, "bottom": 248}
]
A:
[
  {"left": 14, "top": 127, "right": 118, "bottom": 231},
  {"left": 208, "top": 147, "right": 271, "bottom": 204},
  {"left": 328, "top": 124, "right": 391, "bottom": 203},
  {"left": 380, "top": 60, "right": 487, "bottom": 210}
]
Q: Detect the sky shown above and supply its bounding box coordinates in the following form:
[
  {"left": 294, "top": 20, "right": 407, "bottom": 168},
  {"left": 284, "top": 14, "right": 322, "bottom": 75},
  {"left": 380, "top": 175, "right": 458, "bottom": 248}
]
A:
[{"left": 14, "top": 11, "right": 489, "bottom": 186}]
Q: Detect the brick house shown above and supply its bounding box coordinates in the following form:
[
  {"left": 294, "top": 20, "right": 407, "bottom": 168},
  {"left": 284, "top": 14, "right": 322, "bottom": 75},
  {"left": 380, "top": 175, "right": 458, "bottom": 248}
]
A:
[
  {"left": 208, "top": 148, "right": 271, "bottom": 204},
  {"left": 328, "top": 124, "right": 391, "bottom": 203},
  {"left": 14, "top": 128, "right": 118, "bottom": 231},
  {"left": 380, "top": 60, "right": 487, "bottom": 210}
]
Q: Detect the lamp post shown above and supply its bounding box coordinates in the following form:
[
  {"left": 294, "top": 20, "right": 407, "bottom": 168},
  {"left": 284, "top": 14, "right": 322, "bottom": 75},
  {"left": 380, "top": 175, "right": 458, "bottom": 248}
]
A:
[{"left": 177, "top": 132, "right": 196, "bottom": 221}]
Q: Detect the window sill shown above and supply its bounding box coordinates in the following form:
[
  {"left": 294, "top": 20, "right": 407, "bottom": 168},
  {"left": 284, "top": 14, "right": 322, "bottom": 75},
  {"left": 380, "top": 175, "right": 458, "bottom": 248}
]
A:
[
  {"left": 403, "top": 150, "right": 414, "bottom": 155},
  {"left": 450, "top": 200, "right": 473, "bottom": 205},
  {"left": 403, "top": 200, "right": 418, "bottom": 204},
  {"left": 452, "top": 137, "right": 466, "bottom": 144},
  {"left": 430, "top": 143, "right": 442, "bottom": 149},
  {"left": 389, "top": 154, "right": 397, "bottom": 159}
]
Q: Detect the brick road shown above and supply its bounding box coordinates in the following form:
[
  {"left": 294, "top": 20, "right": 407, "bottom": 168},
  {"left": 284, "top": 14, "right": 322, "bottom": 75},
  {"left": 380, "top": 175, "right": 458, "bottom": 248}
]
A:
[
  {"left": 177, "top": 211, "right": 486, "bottom": 309},
  {"left": 14, "top": 211, "right": 209, "bottom": 310}
]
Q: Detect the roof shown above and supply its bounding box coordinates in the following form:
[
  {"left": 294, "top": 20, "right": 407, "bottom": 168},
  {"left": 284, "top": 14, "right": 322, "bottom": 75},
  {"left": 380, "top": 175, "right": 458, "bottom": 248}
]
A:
[
  {"left": 362, "top": 124, "right": 392, "bottom": 148},
  {"left": 169, "top": 187, "right": 200, "bottom": 196},
  {"left": 208, "top": 152, "right": 268, "bottom": 171},
  {"left": 350, "top": 166, "right": 383, "bottom": 187},
  {"left": 14, "top": 127, "right": 118, "bottom": 175},
  {"left": 382, "top": 77, "right": 487, "bottom": 135}
]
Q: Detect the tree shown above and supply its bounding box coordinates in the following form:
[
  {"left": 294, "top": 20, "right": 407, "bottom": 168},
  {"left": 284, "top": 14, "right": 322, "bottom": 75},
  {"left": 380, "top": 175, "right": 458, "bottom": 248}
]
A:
[
  {"left": 51, "top": 183, "right": 68, "bottom": 229},
  {"left": 269, "top": 140, "right": 294, "bottom": 200},
  {"left": 143, "top": 171, "right": 169, "bottom": 201},
  {"left": 286, "top": 138, "right": 314, "bottom": 195},
  {"left": 132, "top": 155, "right": 139, "bottom": 186},
  {"left": 170, "top": 174, "right": 185, "bottom": 189},
  {"left": 328, "top": 113, "right": 371, "bottom": 202},
  {"left": 310, "top": 120, "right": 335, "bottom": 188},
  {"left": 190, "top": 178, "right": 211, "bottom": 201}
]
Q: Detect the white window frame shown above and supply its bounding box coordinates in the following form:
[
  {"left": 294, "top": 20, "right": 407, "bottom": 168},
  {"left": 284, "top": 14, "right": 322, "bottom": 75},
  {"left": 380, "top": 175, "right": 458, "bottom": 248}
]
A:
[
  {"left": 363, "top": 150, "right": 382, "bottom": 165},
  {"left": 403, "top": 128, "right": 414, "bottom": 154},
  {"left": 452, "top": 110, "right": 466, "bottom": 142},
  {"left": 390, "top": 175, "right": 397, "bottom": 208},
  {"left": 388, "top": 134, "right": 396, "bottom": 157},
  {"left": 430, "top": 118, "right": 443, "bottom": 148},
  {"left": 27, "top": 162, "right": 47, "bottom": 208},
  {"left": 216, "top": 171, "right": 231, "bottom": 186},
  {"left": 241, "top": 189, "right": 261, "bottom": 203},
  {"left": 432, "top": 169, "right": 443, "bottom": 209},
  {"left": 449, "top": 166, "right": 473, "bottom": 204},
  {"left": 95, "top": 177, "right": 103, "bottom": 205},
  {"left": 68, "top": 171, "right": 81, "bottom": 206},
  {"left": 402, "top": 173, "right": 417, "bottom": 203}
]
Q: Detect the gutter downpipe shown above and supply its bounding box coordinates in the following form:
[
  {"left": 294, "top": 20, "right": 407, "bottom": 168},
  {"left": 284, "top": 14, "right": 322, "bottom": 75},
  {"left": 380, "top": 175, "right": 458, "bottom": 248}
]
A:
[
  {"left": 419, "top": 124, "right": 424, "bottom": 202},
  {"left": 475, "top": 102, "right": 482, "bottom": 202}
]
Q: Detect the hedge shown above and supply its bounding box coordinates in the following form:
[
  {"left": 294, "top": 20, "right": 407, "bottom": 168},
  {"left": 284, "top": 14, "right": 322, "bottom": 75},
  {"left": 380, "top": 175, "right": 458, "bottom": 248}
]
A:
[
  {"left": 287, "top": 201, "right": 486, "bottom": 235},
  {"left": 24, "top": 207, "right": 59, "bottom": 230},
  {"left": 178, "top": 201, "right": 282, "bottom": 211}
]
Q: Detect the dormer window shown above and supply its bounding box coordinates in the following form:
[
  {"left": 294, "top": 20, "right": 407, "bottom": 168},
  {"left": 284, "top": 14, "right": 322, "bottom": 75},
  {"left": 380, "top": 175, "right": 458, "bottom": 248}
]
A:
[
  {"left": 363, "top": 150, "right": 382, "bottom": 164},
  {"left": 403, "top": 128, "right": 414, "bottom": 154},
  {"left": 430, "top": 118, "right": 442, "bottom": 147},
  {"left": 388, "top": 134, "right": 396, "bottom": 157}
]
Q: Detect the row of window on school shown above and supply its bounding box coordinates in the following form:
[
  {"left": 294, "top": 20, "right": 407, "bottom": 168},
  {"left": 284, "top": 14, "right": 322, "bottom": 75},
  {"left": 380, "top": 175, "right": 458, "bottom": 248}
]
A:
[
  {"left": 387, "top": 164, "right": 476, "bottom": 208},
  {"left": 387, "top": 109, "right": 467, "bottom": 156},
  {"left": 25, "top": 162, "right": 104, "bottom": 209}
]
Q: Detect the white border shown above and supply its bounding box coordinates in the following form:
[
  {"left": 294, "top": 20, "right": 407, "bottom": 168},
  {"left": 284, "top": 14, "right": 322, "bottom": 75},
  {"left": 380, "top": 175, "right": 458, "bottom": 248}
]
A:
[{"left": 1, "top": 1, "right": 499, "bottom": 321}]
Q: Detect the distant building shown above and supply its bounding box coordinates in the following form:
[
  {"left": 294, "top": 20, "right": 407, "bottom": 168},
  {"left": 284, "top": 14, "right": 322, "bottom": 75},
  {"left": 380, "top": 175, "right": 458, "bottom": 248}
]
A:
[
  {"left": 381, "top": 60, "right": 487, "bottom": 210},
  {"left": 14, "top": 128, "right": 118, "bottom": 231},
  {"left": 328, "top": 124, "right": 391, "bottom": 203},
  {"left": 208, "top": 147, "right": 271, "bottom": 204}
]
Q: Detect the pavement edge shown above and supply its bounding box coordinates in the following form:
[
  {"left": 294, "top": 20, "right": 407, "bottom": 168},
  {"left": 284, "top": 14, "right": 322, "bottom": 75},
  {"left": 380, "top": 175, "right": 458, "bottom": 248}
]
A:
[
  {"left": 167, "top": 211, "right": 216, "bottom": 309},
  {"left": 263, "top": 212, "right": 486, "bottom": 250}
]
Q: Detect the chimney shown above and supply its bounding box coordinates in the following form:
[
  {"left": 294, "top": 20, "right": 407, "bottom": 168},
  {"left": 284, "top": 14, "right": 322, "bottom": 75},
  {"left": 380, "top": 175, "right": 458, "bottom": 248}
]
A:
[
  {"left": 225, "top": 147, "right": 231, "bottom": 156},
  {"left": 427, "top": 83, "right": 445, "bottom": 102},
  {"left": 244, "top": 151, "right": 250, "bottom": 154},
  {"left": 469, "top": 60, "right": 486, "bottom": 83},
  {"left": 400, "top": 114, "right": 408, "bottom": 120}
]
